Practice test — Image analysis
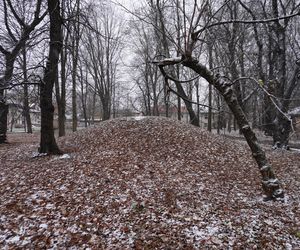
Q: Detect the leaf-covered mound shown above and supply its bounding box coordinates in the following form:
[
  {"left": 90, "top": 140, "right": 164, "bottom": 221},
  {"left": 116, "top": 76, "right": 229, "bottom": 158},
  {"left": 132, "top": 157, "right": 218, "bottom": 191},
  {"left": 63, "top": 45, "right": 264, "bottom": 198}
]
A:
[{"left": 0, "top": 117, "right": 299, "bottom": 249}]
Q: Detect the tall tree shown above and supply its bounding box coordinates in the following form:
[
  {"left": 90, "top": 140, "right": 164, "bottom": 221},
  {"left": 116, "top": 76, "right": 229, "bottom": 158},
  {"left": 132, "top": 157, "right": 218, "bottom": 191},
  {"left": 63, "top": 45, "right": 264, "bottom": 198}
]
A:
[
  {"left": 82, "top": 2, "right": 123, "bottom": 121},
  {"left": 39, "top": 0, "right": 62, "bottom": 154},
  {"left": 237, "top": 0, "right": 300, "bottom": 148},
  {"left": 70, "top": 0, "right": 81, "bottom": 132},
  {"left": 55, "top": 0, "right": 69, "bottom": 137},
  {"left": 0, "top": 0, "right": 47, "bottom": 143}
]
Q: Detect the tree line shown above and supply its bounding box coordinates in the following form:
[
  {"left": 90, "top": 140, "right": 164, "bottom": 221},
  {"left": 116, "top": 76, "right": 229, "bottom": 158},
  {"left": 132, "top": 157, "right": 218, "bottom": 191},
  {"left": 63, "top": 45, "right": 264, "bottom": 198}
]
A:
[
  {"left": 0, "top": 0, "right": 123, "bottom": 149},
  {"left": 0, "top": 0, "right": 300, "bottom": 200}
]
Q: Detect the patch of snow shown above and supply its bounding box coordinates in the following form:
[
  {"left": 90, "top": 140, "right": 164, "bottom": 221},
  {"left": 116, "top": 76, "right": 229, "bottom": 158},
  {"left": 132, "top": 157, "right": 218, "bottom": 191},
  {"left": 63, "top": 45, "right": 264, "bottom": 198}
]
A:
[
  {"left": 45, "top": 203, "right": 55, "bottom": 209},
  {"left": 184, "top": 225, "right": 219, "bottom": 241},
  {"left": 288, "top": 107, "right": 300, "bottom": 116},
  {"left": 32, "top": 152, "right": 48, "bottom": 158},
  {"left": 59, "top": 185, "right": 67, "bottom": 191},
  {"left": 127, "top": 116, "right": 146, "bottom": 121},
  {"left": 286, "top": 243, "right": 293, "bottom": 250},
  {"left": 39, "top": 223, "right": 48, "bottom": 229},
  {"left": 6, "top": 235, "right": 20, "bottom": 244},
  {"left": 59, "top": 154, "right": 71, "bottom": 159},
  {"left": 29, "top": 190, "right": 49, "bottom": 200},
  {"left": 53, "top": 153, "right": 71, "bottom": 160}
]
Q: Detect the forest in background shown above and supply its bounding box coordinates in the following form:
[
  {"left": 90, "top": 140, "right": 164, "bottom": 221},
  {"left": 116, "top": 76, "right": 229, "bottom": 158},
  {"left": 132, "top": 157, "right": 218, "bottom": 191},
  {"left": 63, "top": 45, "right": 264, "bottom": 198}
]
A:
[
  {"left": 0, "top": 0, "right": 299, "bottom": 199},
  {"left": 0, "top": 0, "right": 299, "bottom": 142}
]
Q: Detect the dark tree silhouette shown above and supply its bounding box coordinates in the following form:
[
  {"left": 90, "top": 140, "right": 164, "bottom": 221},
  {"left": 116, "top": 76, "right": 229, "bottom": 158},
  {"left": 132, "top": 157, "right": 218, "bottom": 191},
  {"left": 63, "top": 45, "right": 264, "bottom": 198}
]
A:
[
  {"left": 0, "top": 0, "right": 46, "bottom": 143},
  {"left": 39, "top": 0, "right": 62, "bottom": 154}
]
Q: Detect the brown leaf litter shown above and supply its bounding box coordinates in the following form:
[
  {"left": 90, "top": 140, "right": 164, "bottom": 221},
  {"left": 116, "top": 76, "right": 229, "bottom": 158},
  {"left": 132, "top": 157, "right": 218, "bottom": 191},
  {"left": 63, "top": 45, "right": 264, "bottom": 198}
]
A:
[{"left": 0, "top": 117, "right": 299, "bottom": 249}]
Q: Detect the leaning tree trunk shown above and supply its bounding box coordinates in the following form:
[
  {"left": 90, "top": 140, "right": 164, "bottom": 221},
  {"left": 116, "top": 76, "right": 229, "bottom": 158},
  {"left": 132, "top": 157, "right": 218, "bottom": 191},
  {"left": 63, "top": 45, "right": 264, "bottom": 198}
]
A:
[
  {"left": 39, "top": 0, "right": 62, "bottom": 154},
  {"left": 183, "top": 57, "right": 284, "bottom": 201}
]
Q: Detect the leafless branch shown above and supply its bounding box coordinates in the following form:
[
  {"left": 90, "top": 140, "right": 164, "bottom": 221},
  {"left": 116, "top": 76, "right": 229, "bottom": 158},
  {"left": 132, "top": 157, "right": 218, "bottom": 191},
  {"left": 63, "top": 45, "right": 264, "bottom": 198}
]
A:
[
  {"left": 6, "top": 0, "right": 27, "bottom": 28},
  {"left": 247, "top": 77, "right": 295, "bottom": 134},
  {"left": 193, "top": 10, "right": 300, "bottom": 38},
  {"left": 3, "top": 0, "right": 17, "bottom": 42},
  {"left": 0, "top": 44, "right": 9, "bottom": 55},
  {"left": 0, "top": 81, "right": 41, "bottom": 90}
]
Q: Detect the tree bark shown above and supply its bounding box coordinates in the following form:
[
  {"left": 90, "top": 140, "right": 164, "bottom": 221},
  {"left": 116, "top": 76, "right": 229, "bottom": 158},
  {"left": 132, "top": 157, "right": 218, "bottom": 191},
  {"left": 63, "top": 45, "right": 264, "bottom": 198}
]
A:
[
  {"left": 101, "top": 96, "right": 111, "bottom": 121},
  {"left": 22, "top": 47, "right": 32, "bottom": 134},
  {"left": 174, "top": 81, "right": 199, "bottom": 126},
  {"left": 208, "top": 46, "right": 213, "bottom": 132},
  {"left": 39, "top": 0, "right": 62, "bottom": 154},
  {"left": 54, "top": 65, "right": 67, "bottom": 137},
  {"left": 57, "top": 0, "right": 67, "bottom": 137},
  {"left": 183, "top": 57, "right": 284, "bottom": 200},
  {"left": 71, "top": 0, "right": 81, "bottom": 132},
  {"left": 0, "top": 102, "right": 8, "bottom": 143}
]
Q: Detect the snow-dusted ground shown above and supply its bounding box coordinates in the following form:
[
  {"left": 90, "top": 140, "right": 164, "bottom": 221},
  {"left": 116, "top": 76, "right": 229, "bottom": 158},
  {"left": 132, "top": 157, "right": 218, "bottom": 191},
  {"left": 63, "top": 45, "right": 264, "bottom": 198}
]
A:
[{"left": 0, "top": 117, "right": 299, "bottom": 249}]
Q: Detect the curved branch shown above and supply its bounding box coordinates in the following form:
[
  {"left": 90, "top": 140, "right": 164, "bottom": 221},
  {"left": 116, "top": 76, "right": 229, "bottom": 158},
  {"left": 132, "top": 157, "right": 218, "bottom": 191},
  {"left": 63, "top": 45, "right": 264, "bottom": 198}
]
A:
[
  {"left": 157, "top": 62, "right": 228, "bottom": 113},
  {"left": 167, "top": 85, "right": 228, "bottom": 113}
]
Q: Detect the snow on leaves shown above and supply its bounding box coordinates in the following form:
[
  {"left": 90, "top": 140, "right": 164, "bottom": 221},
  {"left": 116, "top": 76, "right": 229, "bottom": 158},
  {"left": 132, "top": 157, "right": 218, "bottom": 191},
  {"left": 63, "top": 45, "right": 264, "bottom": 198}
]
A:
[{"left": 0, "top": 117, "right": 299, "bottom": 248}]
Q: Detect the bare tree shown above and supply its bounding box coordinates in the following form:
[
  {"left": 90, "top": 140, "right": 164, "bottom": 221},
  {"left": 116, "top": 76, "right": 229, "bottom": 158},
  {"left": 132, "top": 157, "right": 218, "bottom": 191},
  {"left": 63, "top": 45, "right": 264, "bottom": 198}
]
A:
[
  {"left": 0, "top": 0, "right": 47, "bottom": 143},
  {"left": 39, "top": 0, "right": 63, "bottom": 154},
  {"left": 152, "top": 0, "right": 300, "bottom": 200},
  {"left": 130, "top": 20, "right": 163, "bottom": 116},
  {"left": 55, "top": 0, "right": 69, "bottom": 137},
  {"left": 82, "top": 2, "right": 123, "bottom": 121}
]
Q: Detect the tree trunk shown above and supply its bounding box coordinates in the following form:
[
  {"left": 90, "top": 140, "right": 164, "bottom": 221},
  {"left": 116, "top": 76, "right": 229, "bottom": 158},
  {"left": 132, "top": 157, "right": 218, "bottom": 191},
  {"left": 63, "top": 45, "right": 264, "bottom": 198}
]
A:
[
  {"left": 72, "top": 59, "right": 78, "bottom": 132},
  {"left": 217, "top": 94, "right": 221, "bottom": 134},
  {"left": 54, "top": 67, "right": 66, "bottom": 137},
  {"left": 22, "top": 47, "right": 32, "bottom": 134},
  {"left": 272, "top": 114, "right": 291, "bottom": 149},
  {"left": 176, "top": 66, "right": 181, "bottom": 121},
  {"left": 252, "top": 95, "right": 258, "bottom": 129},
  {"left": 227, "top": 113, "right": 232, "bottom": 133},
  {"left": 0, "top": 102, "right": 8, "bottom": 143},
  {"left": 79, "top": 66, "right": 88, "bottom": 127},
  {"left": 208, "top": 46, "right": 213, "bottom": 132},
  {"left": 71, "top": 55, "right": 78, "bottom": 132},
  {"left": 91, "top": 92, "right": 96, "bottom": 124},
  {"left": 175, "top": 81, "right": 199, "bottom": 126},
  {"left": 71, "top": 0, "right": 81, "bottom": 132},
  {"left": 176, "top": 1, "right": 181, "bottom": 121},
  {"left": 57, "top": 0, "right": 67, "bottom": 137},
  {"left": 195, "top": 81, "right": 200, "bottom": 125},
  {"left": 0, "top": 54, "right": 17, "bottom": 142},
  {"left": 23, "top": 83, "right": 32, "bottom": 134},
  {"left": 159, "top": 64, "right": 199, "bottom": 126},
  {"left": 184, "top": 57, "right": 284, "bottom": 200},
  {"left": 39, "top": 0, "right": 62, "bottom": 154},
  {"left": 102, "top": 98, "right": 111, "bottom": 121},
  {"left": 270, "top": 0, "right": 289, "bottom": 148},
  {"left": 163, "top": 81, "right": 169, "bottom": 117}
]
